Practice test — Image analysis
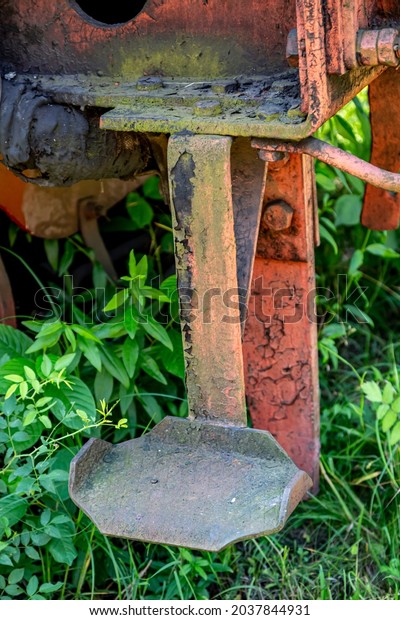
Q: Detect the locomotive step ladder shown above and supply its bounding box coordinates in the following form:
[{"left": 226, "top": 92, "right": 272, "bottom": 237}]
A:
[{"left": 69, "top": 134, "right": 312, "bottom": 551}]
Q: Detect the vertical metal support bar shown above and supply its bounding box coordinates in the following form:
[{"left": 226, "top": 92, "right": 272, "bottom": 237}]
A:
[
  {"left": 168, "top": 134, "right": 247, "bottom": 427},
  {"left": 362, "top": 68, "right": 400, "bottom": 231},
  {"left": 244, "top": 153, "right": 320, "bottom": 489}
]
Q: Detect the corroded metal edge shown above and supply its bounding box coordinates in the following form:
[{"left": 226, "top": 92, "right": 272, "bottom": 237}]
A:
[{"left": 69, "top": 420, "right": 312, "bottom": 551}]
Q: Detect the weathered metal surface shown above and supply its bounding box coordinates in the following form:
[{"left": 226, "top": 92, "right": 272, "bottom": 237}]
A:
[
  {"left": 231, "top": 138, "right": 267, "bottom": 326},
  {"left": 253, "top": 137, "right": 400, "bottom": 193},
  {"left": 244, "top": 154, "right": 320, "bottom": 488},
  {"left": 0, "top": 168, "right": 141, "bottom": 239},
  {"left": 69, "top": 417, "right": 312, "bottom": 551},
  {"left": 362, "top": 68, "right": 400, "bottom": 230},
  {"left": 0, "top": 1, "right": 296, "bottom": 79},
  {"left": 0, "top": 80, "right": 152, "bottom": 186},
  {"left": 168, "top": 134, "right": 246, "bottom": 426},
  {"left": 357, "top": 28, "right": 400, "bottom": 66}
]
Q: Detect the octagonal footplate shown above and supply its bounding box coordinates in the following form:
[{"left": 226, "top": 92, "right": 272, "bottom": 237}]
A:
[{"left": 69, "top": 417, "right": 312, "bottom": 551}]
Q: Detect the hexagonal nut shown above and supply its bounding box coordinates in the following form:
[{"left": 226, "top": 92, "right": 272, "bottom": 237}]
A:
[{"left": 263, "top": 200, "right": 294, "bottom": 232}]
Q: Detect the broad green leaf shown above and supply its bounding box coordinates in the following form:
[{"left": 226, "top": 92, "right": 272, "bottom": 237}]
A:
[
  {"left": 141, "top": 356, "right": 167, "bottom": 385},
  {"left": 366, "top": 244, "right": 400, "bottom": 259},
  {"left": 142, "top": 176, "right": 162, "bottom": 200},
  {"left": 349, "top": 250, "right": 364, "bottom": 276},
  {"left": 103, "top": 288, "right": 129, "bottom": 312},
  {"left": 122, "top": 338, "right": 139, "bottom": 378},
  {"left": 361, "top": 381, "right": 382, "bottom": 403},
  {"left": 44, "top": 239, "right": 59, "bottom": 272},
  {"left": 392, "top": 397, "right": 400, "bottom": 413},
  {"left": 8, "top": 568, "right": 24, "bottom": 584},
  {"left": 94, "top": 369, "right": 114, "bottom": 403},
  {"left": 382, "top": 383, "right": 395, "bottom": 405},
  {"left": 141, "top": 314, "right": 173, "bottom": 350},
  {"left": 25, "top": 547, "right": 40, "bottom": 561},
  {"left": 124, "top": 306, "right": 138, "bottom": 339},
  {"left": 389, "top": 421, "right": 400, "bottom": 446},
  {"left": 319, "top": 225, "right": 338, "bottom": 254},
  {"left": 0, "top": 324, "right": 33, "bottom": 362},
  {"left": 382, "top": 409, "right": 397, "bottom": 433},
  {"left": 27, "top": 575, "right": 39, "bottom": 597},
  {"left": 377, "top": 403, "right": 390, "bottom": 421},
  {"left": 126, "top": 193, "right": 154, "bottom": 228},
  {"left": 0, "top": 496, "right": 28, "bottom": 529},
  {"left": 159, "top": 329, "right": 185, "bottom": 380},
  {"left": 100, "top": 347, "right": 130, "bottom": 388},
  {"left": 334, "top": 194, "right": 362, "bottom": 227},
  {"left": 48, "top": 524, "right": 77, "bottom": 566},
  {"left": 78, "top": 337, "right": 102, "bottom": 372},
  {"left": 23, "top": 409, "right": 37, "bottom": 426},
  {"left": 54, "top": 353, "right": 76, "bottom": 372},
  {"left": 39, "top": 582, "right": 63, "bottom": 594}
]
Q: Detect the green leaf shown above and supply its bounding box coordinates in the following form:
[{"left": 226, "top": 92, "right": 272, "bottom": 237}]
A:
[
  {"left": 141, "top": 314, "right": 173, "bottom": 350},
  {"left": 361, "top": 381, "right": 382, "bottom": 403},
  {"left": 4, "top": 374, "right": 24, "bottom": 383},
  {"left": 103, "top": 288, "right": 129, "bottom": 312},
  {"left": 392, "top": 397, "right": 400, "bottom": 413},
  {"left": 41, "top": 354, "right": 53, "bottom": 377},
  {"left": 64, "top": 377, "right": 97, "bottom": 424},
  {"left": 0, "top": 496, "right": 28, "bottom": 529},
  {"left": 94, "top": 369, "right": 114, "bottom": 403},
  {"left": 40, "top": 508, "right": 51, "bottom": 526},
  {"left": 122, "top": 339, "right": 139, "bottom": 378},
  {"left": 5, "top": 383, "right": 18, "bottom": 400},
  {"left": 27, "top": 575, "right": 39, "bottom": 597},
  {"left": 141, "top": 355, "right": 167, "bottom": 385},
  {"left": 0, "top": 324, "right": 33, "bottom": 361},
  {"left": 128, "top": 250, "right": 137, "bottom": 277},
  {"left": 44, "top": 239, "right": 59, "bottom": 272},
  {"left": 25, "top": 547, "right": 40, "bottom": 561},
  {"left": 124, "top": 306, "right": 139, "bottom": 339},
  {"left": 126, "top": 193, "right": 154, "bottom": 228},
  {"left": 139, "top": 394, "right": 163, "bottom": 423},
  {"left": 382, "top": 383, "right": 395, "bottom": 405},
  {"left": 48, "top": 524, "right": 77, "bottom": 566},
  {"left": 319, "top": 225, "right": 338, "bottom": 254},
  {"left": 334, "top": 194, "right": 362, "bottom": 227},
  {"left": 100, "top": 347, "right": 130, "bottom": 389},
  {"left": 5, "top": 584, "right": 24, "bottom": 596},
  {"left": 389, "top": 421, "right": 400, "bottom": 446},
  {"left": 382, "top": 409, "right": 397, "bottom": 433},
  {"left": 316, "top": 172, "right": 336, "bottom": 192},
  {"left": 159, "top": 329, "right": 185, "bottom": 379},
  {"left": 366, "top": 244, "right": 400, "bottom": 259},
  {"left": 39, "top": 582, "right": 63, "bottom": 594},
  {"left": 143, "top": 176, "right": 162, "bottom": 200},
  {"left": 23, "top": 409, "right": 37, "bottom": 426},
  {"left": 349, "top": 249, "right": 364, "bottom": 276},
  {"left": 19, "top": 381, "right": 28, "bottom": 399},
  {"left": 54, "top": 353, "right": 76, "bottom": 372},
  {"left": 71, "top": 325, "right": 102, "bottom": 343},
  {"left": 8, "top": 568, "right": 24, "bottom": 584},
  {"left": 78, "top": 337, "right": 102, "bottom": 372},
  {"left": 135, "top": 255, "right": 148, "bottom": 278},
  {"left": 377, "top": 403, "right": 390, "bottom": 421}
]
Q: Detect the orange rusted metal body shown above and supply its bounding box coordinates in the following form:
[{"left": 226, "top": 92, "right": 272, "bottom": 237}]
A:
[{"left": 0, "top": 0, "right": 399, "bottom": 503}]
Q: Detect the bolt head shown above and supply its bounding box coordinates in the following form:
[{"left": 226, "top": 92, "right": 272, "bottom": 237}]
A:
[{"left": 263, "top": 200, "right": 294, "bottom": 232}]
